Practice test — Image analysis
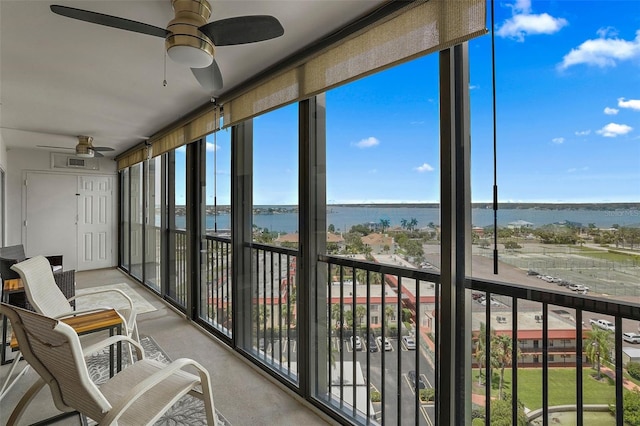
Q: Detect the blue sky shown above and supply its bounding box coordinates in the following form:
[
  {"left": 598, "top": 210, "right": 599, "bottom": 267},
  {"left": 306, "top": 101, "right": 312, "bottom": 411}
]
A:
[{"left": 187, "top": 0, "right": 640, "bottom": 206}]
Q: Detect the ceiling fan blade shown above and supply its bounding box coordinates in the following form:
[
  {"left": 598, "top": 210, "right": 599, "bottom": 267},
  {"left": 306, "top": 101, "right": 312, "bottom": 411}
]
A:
[
  {"left": 93, "top": 146, "right": 115, "bottom": 152},
  {"left": 199, "top": 15, "right": 284, "bottom": 46},
  {"left": 50, "top": 5, "right": 170, "bottom": 38},
  {"left": 191, "top": 59, "right": 223, "bottom": 92},
  {"left": 37, "top": 145, "right": 74, "bottom": 150},
  {"left": 93, "top": 151, "right": 105, "bottom": 158}
]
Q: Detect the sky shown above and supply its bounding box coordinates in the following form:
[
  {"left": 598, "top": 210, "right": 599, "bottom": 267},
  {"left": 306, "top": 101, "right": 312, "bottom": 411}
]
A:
[{"left": 181, "top": 0, "right": 640, "bottom": 206}]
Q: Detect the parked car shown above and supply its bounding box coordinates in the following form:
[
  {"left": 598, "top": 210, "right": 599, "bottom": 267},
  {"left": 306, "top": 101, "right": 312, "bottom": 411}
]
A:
[
  {"left": 402, "top": 335, "right": 416, "bottom": 350},
  {"left": 350, "top": 335, "right": 362, "bottom": 351},
  {"left": 368, "top": 334, "right": 378, "bottom": 352},
  {"left": 376, "top": 336, "right": 392, "bottom": 351},
  {"left": 408, "top": 370, "right": 426, "bottom": 390},
  {"left": 623, "top": 332, "right": 640, "bottom": 344},
  {"left": 527, "top": 269, "right": 539, "bottom": 276},
  {"left": 590, "top": 319, "right": 615, "bottom": 332},
  {"left": 569, "top": 284, "right": 589, "bottom": 292}
]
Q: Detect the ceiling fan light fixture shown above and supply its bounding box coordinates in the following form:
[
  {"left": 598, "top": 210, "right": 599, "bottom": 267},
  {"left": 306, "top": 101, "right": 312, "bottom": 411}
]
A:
[
  {"left": 76, "top": 146, "right": 95, "bottom": 158},
  {"left": 166, "top": 38, "right": 214, "bottom": 68},
  {"left": 166, "top": 0, "right": 214, "bottom": 69}
]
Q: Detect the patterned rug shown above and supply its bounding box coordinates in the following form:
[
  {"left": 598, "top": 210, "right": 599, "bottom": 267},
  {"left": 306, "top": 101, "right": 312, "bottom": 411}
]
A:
[
  {"left": 75, "top": 283, "right": 157, "bottom": 314},
  {"left": 85, "top": 335, "right": 231, "bottom": 425}
]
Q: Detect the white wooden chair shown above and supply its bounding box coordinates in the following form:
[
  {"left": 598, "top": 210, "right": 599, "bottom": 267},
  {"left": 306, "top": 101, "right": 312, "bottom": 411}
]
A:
[
  {"left": 1, "top": 255, "right": 139, "bottom": 400},
  {"left": 1, "top": 303, "right": 218, "bottom": 425}
]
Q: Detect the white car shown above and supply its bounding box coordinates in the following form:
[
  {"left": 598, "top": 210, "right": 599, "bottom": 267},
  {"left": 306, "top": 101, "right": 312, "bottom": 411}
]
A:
[
  {"left": 350, "top": 335, "right": 362, "bottom": 351},
  {"left": 623, "top": 332, "right": 640, "bottom": 344},
  {"left": 402, "top": 336, "right": 416, "bottom": 350},
  {"left": 569, "top": 284, "right": 589, "bottom": 292},
  {"left": 376, "top": 336, "right": 392, "bottom": 351}
]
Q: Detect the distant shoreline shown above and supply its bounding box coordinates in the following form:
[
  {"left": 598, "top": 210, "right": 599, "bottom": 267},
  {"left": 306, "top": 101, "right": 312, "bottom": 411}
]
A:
[{"left": 187, "top": 202, "right": 640, "bottom": 211}]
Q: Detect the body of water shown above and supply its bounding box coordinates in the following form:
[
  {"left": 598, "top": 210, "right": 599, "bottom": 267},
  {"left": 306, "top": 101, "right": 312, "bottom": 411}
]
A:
[{"left": 174, "top": 205, "right": 640, "bottom": 233}]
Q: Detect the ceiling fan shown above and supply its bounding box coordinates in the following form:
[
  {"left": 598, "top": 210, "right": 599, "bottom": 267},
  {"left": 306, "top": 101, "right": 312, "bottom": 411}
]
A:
[
  {"left": 38, "top": 135, "right": 115, "bottom": 158},
  {"left": 49, "top": 0, "right": 285, "bottom": 92}
]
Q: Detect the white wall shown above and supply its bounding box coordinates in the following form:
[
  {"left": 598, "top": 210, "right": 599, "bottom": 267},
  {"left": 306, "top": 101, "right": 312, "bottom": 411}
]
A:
[{"left": 5, "top": 147, "right": 118, "bottom": 269}]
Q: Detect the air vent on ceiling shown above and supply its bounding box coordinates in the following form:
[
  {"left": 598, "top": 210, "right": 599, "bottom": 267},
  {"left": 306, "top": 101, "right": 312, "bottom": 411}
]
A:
[{"left": 51, "top": 153, "right": 99, "bottom": 171}]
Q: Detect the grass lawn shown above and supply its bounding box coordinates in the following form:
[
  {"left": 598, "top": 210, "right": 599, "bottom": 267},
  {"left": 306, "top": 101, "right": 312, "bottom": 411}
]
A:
[
  {"left": 472, "top": 368, "right": 620, "bottom": 411},
  {"left": 574, "top": 245, "right": 640, "bottom": 262}
]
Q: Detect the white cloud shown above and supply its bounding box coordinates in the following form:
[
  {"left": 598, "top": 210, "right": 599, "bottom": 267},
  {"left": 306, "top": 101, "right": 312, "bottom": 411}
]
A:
[
  {"left": 496, "top": 1, "right": 567, "bottom": 42},
  {"left": 469, "top": 84, "right": 479, "bottom": 90},
  {"left": 558, "top": 29, "right": 640, "bottom": 70},
  {"left": 575, "top": 130, "right": 591, "bottom": 136},
  {"left": 596, "top": 122, "right": 633, "bottom": 137},
  {"left": 618, "top": 97, "right": 640, "bottom": 111},
  {"left": 415, "top": 163, "right": 434, "bottom": 173},
  {"left": 604, "top": 107, "right": 619, "bottom": 115},
  {"left": 206, "top": 142, "right": 219, "bottom": 152},
  {"left": 353, "top": 137, "right": 380, "bottom": 148},
  {"left": 552, "top": 137, "right": 564, "bottom": 144}
]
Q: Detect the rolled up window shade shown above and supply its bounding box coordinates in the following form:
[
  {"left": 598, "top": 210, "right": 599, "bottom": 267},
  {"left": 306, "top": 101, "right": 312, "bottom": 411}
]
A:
[
  {"left": 223, "top": 0, "right": 486, "bottom": 127},
  {"left": 117, "top": 147, "right": 147, "bottom": 171},
  {"left": 150, "top": 107, "right": 220, "bottom": 158}
]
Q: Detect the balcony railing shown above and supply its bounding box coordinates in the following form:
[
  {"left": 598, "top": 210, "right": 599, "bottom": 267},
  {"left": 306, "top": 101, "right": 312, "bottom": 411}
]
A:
[
  {"left": 201, "top": 234, "right": 233, "bottom": 337},
  {"left": 133, "top": 235, "right": 640, "bottom": 425},
  {"left": 470, "top": 277, "right": 640, "bottom": 426},
  {"left": 168, "top": 228, "right": 188, "bottom": 308},
  {"left": 249, "top": 242, "right": 299, "bottom": 383}
]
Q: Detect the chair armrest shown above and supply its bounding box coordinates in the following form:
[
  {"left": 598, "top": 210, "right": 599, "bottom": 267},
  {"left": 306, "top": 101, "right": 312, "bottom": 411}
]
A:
[
  {"left": 67, "top": 289, "right": 136, "bottom": 332},
  {"left": 81, "top": 335, "right": 144, "bottom": 360},
  {"left": 103, "top": 358, "right": 213, "bottom": 425}
]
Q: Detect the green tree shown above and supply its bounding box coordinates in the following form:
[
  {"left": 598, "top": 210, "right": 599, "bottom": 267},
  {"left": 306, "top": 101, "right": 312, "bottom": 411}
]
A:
[
  {"left": 379, "top": 218, "right": 390, "bottom": 233},
  {"left": 585, "top": 326, "right": 613, "bottom": 380},
  {"left": 490, "top": 396, "right": 528, "bottom": 426},
  {"left": 328, "top": 223, "right": 335, "bottom": 233},
  {"left": 400, "top": 218, "right": 408, "bottom": 229},
  {"left": 503, "top": 240, "right": 521, "bottom": 250},
  {"left": 355, "top": 305, "right": 367, "bottom": 331},
  {"left": 384, "top": 306, "right": 395, "bottom": 333},
  {"left": 474, "top": 322, "right": 497, "bottom": 385},
  {"left": 492, "top": 334, "right": 516, "bottom": 400},
  {"left": 409, "top": 218, "right": 418, "bottom": 231}
]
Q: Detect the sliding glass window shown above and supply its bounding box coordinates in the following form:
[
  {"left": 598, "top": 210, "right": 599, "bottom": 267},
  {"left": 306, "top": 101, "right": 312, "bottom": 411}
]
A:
[
  {"left": 249, "top": 104, "right": 299, "bottom": 381},
  {"left": 129, "top": 163, "right": 144, "bottom": 280},
  {"left": 200, "top": 129, "right": 232, "bottom": 336},
  {"left": 145, "top": 156, "right": 163, "bottom": 293},
  {"left": 320, "top": 54, "right": 441, "bottom": 423},
  {"left": 120, "top": 168, "right": 130, "bottom": 271},
  {"left": 167, "top": 148, "right": 188, "bottom": 308}
]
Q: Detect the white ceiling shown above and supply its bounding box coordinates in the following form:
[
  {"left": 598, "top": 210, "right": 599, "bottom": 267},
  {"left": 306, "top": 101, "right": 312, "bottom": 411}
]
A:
[{"left": 0, "top": 0, "right": 385, "bottom": 157}]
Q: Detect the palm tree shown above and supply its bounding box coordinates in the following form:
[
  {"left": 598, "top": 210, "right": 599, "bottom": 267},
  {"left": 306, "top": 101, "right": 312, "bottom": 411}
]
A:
[
  {"left": 585, "top": 326, "right": 613, "bottom": 380},
  {"left": 331, "top": 304, "right": 342, "bottom": 329},
  {"left": 379, "top": 218, "right": 390, "bottom": 233},
  {"left": 384, "top": 306, "right": 395, "bottom": 333},
  {"left": 493, "top": 334, "right": 514, "bottom": 400},
  {"left": 401, "top": 219, "right": 408, "bottom": 230},
  {"left": 474, "top": 322, "right": 492, "bottom": 385},
  {"left": 355, "top": 305, "right": 367, "bottom": 332},
  {"left": 409, "top": 218, "right": 418, "bottom": 231}
]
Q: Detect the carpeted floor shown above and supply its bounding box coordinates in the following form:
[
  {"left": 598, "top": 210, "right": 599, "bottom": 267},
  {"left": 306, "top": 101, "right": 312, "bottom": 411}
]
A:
[{"left": 85, "top": 335, "right": 231, "bottom": 425}]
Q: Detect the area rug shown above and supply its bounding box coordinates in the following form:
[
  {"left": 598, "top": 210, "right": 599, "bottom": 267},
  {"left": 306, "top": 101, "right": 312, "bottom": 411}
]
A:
[
  {"left": 75, "top": 282, "right": 157, "bottom": 314},
  {"left": 85, "top": 335, "right": 231, "bottom": 425}
]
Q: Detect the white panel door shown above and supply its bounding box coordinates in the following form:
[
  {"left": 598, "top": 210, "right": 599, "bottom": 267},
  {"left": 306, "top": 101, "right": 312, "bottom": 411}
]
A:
[
  {"left": 77, "top": 176, "right": 114, "bottom": 271},
  {"left": 25, "top": 172, "right": 78, "bottom": 270}
]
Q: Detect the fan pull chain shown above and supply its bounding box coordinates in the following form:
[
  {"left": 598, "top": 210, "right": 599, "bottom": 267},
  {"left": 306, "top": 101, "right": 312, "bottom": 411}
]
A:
[{"left": 163, "top": 51, "right": 168, "bottom": 87}]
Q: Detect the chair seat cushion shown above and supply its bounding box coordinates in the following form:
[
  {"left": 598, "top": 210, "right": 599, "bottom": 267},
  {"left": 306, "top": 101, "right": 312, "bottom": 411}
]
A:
[{"left": 99, "top": 358, "right": 200, "bottom": 425}]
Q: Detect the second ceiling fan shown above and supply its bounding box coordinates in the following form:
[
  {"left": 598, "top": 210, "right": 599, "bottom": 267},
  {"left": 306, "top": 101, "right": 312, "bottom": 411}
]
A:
[{"left": 50, "top": 0, "right": 285, "bottom": 91}]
